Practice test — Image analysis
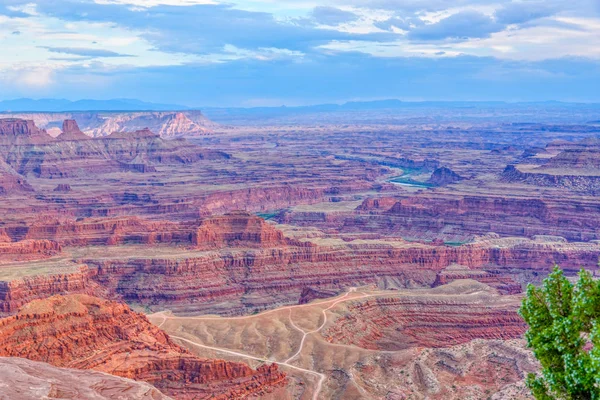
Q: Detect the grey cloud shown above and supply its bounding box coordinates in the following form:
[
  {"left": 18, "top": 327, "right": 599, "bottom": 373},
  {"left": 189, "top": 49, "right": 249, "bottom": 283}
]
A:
[
  {"left": 11, "top": 1, "right": 397, "bottom": 54},
  {"left": 40, "top": 46, "right": 134, "bottom": 57},
  {"left": 375, "top": 16, "right": 423, "bottom": 31},
  {"left": 408, "top": 11, "right": 505, "bottom": 41},
  {"left": 311, "top": 6, "right": 359, "bottom": 25},
  {"left": 494, "top": 1, "right": 559, "bottom": 25}
]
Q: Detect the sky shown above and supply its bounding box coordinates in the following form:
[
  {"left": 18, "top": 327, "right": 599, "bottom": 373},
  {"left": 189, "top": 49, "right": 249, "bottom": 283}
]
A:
[{"left": 0, "top": 0, "right": 599, "bottom": 106}]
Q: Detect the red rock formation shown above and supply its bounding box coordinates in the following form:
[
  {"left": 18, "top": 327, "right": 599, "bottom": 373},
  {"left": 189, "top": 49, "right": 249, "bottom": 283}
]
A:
[
  {"left": 355, "top": 196, "right": 399, "bottom": 212},
  {"left": 433, "top": 265, "right": 522, "bottom": 295},
  {"left": 0, "top": 158, "right": 33, "bottom": 195},
  {"left": 0, "top": 264, "right": 97, "bottom": 314},
  {"left": 427, "top": 167, "right": 464, "bottom": 186},
  {"left": 323, "top": 282, "right": 526, "bottom": 351},
  {"left": 57, "top": 119, "right": 91, "bottom": 141},
  {"left": 193, "top": 211, "right": 287, "bottom": 248},
  {"left": 0, "top": 294, "right": 286, "bottom": 399},
  {"left": 503, "top": 164, "right": 600, "bottom": 194},
  {"left": 0, "top": 239, "right": 61, "bottom": 261},
  {"left": 0, "top": 357, "right": 172, "bottom": 400},
  {"left": 0, "top": 119, "right": 229, "bottom": 179},
  {"left": 0, "top": 118, "right": 54, "bottom": 145},
  {"left": 86, "top": 229, "right": 600, "bottom": 315},
  {"left": 1, "top": 111, "right": 217, "bottom": 138},
  {"left": 284, "top": 193, "right": 600, "bottom": 242},
  {"left": 198, "top": 186, "right": 329, "bottom": 215},
  {"left": 13, "top": 216, "right": 191, "bottom": 246}
]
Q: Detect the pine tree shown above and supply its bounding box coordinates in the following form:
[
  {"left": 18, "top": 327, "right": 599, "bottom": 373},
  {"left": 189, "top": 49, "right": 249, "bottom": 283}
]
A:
[{"left": 520, "top": 266, "right": 600, "bottom": 399}]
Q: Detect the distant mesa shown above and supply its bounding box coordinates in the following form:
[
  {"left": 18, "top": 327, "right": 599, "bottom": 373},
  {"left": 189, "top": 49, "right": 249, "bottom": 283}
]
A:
[
  {"left": 57, "top": 119, "right": 91, "bottom": 141},
  {"left": 427, "top": 167, "right": 464, "bottom": 186},
  {"left": 0, "top": 118, "right": 229, "bottom": 179},
  {"left": 502, "top": 137, "right": 600, "bottom": 194},
  {"left": 0, "top": 110, "right": 217, "bottom": 138},
  {"left": 0, "top": 118, "right": 54, "bottom": 145}
]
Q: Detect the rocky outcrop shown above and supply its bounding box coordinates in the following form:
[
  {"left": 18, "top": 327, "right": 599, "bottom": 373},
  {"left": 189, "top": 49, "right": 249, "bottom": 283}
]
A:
[
  {"left": 428, "top": 167, "right": 464, "bottom": 186},
  {"left": 12, "top": 216, "right": 190, "bottom": 246},
  {"left": 433, "top": 264, "right": 522, "bottom": 295},
  {"left": 57, "top": 119, "right": 91, "bottom": 141},
  {"left": 193, "top": 211, "right": 287, "bottom": 248},
  {"left": 0, "top": 357, "right": 173, "bottom": 400},
  {"left": 503, "top": 165, "right": 600, "bottom": 194},
  {"left": 0, "top": 158, "right": 32, "bottom": 195},
  {"left": 0, "top": 294, "right": 286, "bottom": 399},
  {"left": 291, "top": 193, "right": 600, "bottom": 242},
  {"left": 198, "top": 186, "right": 329, "bottom": 215},
  {"left": 0, "top": 264, "right": 96, "bottom": 314},
  {"left": 323, "top": 281, "right": 526, "bottom": 351},
  {"left": 501, "top": 138, "right": 600, "bottom": 194},
  {"left": 0, "top": 239, "right": 61, "bottom": 262},
  {"left": 85, "top": 228, "right": 600, "bottom": 315},
  {"left": 0, "top": 119, "right": 229, "bottom": 179},
  {"left": 2, "top": 111, "right": 217, "bottom": 138},
  {"left": 355, "top": 196, "right": 399, "bottom": 212},
  {"left": 298, "top": 287, "right": 338, "bottom": 304},
  {"left": 0, "top": 118, "right": 54, "bottom": 145}
]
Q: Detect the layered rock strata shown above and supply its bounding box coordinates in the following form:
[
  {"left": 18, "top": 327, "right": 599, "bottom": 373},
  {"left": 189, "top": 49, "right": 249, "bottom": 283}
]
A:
[
  {"left": 0, "top": 357, "right": 173, "bottom": 400},
  {"left": 283, "top": 194, "right": 600, "bottom": 242},
  {"left": 0, "top": 118, "right": 229, "bottom": 179},
  {"left": 323, "top": 281, "right": 526, "bottom": 351},
  {"left": 0, "top": 294, "right": 286, "bottom": 399}
]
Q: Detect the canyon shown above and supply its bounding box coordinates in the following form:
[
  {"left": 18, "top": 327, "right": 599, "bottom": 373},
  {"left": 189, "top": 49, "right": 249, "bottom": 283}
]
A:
[
  {"left": 1, "top": 111, "right": 216, "bottom": 138},
  {"left": 0, "top": 114, "right": 599, "bottom": 398}
]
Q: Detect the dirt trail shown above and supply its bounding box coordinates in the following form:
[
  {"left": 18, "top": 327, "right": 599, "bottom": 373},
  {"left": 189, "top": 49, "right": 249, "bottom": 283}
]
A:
[
  {"left": 151, "top": 286, "right": 488, "bottom": 399},
  {"left": 153, "top": 287, "right": 367, "bottom": 399}
]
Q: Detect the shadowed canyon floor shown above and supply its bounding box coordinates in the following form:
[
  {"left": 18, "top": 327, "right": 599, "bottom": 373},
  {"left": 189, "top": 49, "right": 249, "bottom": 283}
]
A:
[{"left": 1, "top": 115, "right": 600, "bottom": 398}]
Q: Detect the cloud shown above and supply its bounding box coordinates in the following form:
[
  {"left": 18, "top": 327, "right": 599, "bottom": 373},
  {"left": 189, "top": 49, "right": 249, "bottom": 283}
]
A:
[
  {"left": 494, "top": 1, "right": 558, "bottom": 25},
  {"left": 16, "top": 1, "right": 397, "bottom": 54},
  {"left": 310, "top": 6, "right": 359, "bottom": 25},
  {"left": 40, "top": 46, "right": 134, "bottom": 57},
  {"left": 408, "top": 11, "right": 505, "bottom": 41},
  {"left": 0, "top": 0, "right": 599, "bottom": 105},
  {"left": 375, "top": 16, "right": 422, "bottom": 31},
  {"left": 0, "top": 66, "right": 55, "bottom": 89}
]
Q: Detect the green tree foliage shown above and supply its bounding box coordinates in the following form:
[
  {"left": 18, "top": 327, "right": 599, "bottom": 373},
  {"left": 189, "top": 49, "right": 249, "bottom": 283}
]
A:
[{"left": 520, "top": 266, "right": 600, "bottom": 399}]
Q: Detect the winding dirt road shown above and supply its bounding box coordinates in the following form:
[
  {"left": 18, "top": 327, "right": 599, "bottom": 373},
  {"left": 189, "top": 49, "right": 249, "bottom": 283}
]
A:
[{"left": 152, "top": 287, "right": 369, "bottom": 399}]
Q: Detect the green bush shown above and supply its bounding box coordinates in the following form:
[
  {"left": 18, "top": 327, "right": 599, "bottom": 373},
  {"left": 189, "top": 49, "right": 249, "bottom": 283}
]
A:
[{"left": 520, "top": 266, "right": 600, "bottom": 399}]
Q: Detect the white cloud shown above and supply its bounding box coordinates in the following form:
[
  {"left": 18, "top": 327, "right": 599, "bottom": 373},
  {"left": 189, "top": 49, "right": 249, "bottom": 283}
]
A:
[{"left": 94, "top": 0, "right": 217, "bottom": 6}]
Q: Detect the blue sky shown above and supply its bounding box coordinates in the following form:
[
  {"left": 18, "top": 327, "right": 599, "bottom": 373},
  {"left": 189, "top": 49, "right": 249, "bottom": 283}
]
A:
[{"left": 0, "top": 0, "right": 599, "bottom": 106}]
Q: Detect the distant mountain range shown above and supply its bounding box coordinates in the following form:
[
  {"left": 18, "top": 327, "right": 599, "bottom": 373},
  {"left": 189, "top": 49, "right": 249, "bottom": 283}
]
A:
[
  {"left": 0, "top": 98, "right": 189, "bottom": 112},
  {"left": 3, "top": 98, "right": 600, "bottom": 114},
  {"left": 2, "top": 98, "right": 600, "bottom": 126}
]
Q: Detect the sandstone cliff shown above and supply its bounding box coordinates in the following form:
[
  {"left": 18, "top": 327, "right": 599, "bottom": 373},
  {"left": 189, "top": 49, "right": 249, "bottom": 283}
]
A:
[
  {"left": 0, "top": 118, "right": 54, "bottom": 145},
  {"left": 323, "top": 281, "right": 526, "bottom": 351},
  {"left": 0, "top": 294, "right": 286, "bottom": 399},
  {"left": 0, "top": 118, "right": 229, "bottom": 179},
  {"left": 2, "top": 111, "right": 217, "bottom": 138}
]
